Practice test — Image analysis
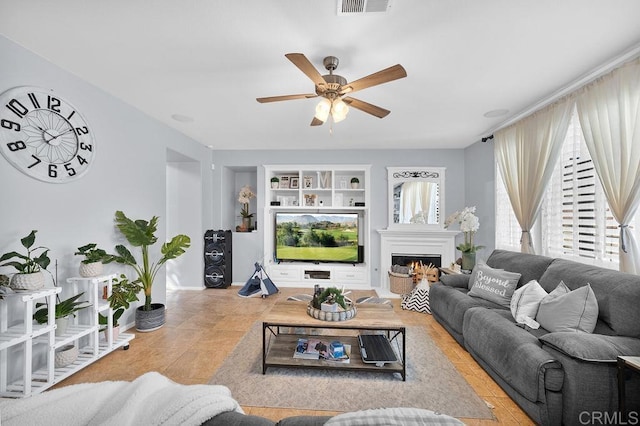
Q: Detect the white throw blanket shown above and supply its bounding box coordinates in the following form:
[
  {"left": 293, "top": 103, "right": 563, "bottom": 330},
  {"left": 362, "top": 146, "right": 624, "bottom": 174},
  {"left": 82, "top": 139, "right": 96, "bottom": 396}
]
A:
[{"left": 0, "top": 372, "right": 243, "bottom": 426}]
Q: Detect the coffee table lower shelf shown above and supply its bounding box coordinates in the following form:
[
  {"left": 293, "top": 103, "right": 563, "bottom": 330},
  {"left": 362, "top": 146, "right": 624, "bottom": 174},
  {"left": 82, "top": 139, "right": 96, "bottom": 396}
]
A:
[{"left": 262, "top": 333, "right": 405, "bottom": 380}]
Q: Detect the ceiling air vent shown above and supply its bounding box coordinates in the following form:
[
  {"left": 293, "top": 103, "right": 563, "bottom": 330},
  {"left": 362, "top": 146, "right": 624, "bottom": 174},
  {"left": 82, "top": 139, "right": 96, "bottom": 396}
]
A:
[{"left": 337, "top": 0, "right": 392, "bottom": 15}]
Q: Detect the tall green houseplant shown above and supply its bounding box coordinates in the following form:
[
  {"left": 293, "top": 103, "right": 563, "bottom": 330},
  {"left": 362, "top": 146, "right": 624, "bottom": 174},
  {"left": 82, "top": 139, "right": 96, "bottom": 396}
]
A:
[{"left": 110, "top": 211, "right": 190, "bottom": 312}]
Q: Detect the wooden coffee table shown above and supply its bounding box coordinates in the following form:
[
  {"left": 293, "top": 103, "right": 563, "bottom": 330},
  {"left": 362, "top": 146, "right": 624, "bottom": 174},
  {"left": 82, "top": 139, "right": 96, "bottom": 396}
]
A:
[{"left": 262, "top": 300, "right": 406, "bottom": 380}]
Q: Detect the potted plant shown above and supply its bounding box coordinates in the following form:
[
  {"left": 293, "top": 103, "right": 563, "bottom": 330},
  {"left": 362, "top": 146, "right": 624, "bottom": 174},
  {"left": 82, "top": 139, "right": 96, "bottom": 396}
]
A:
[
  {"left": 350, "top": 177, "right": 359, "bottom": 189},
  {"left": 238, "top": 185, "right": 256, "bottom": 231},
  {"left": 0, "top": 230, "right": 50, "bottom": 291},
  {"left": 74, "top": 243, "right": 110, "bottom": 277},
  {"left": 314, "top": 287, "right": 348, "bottom": 312},
  {"left": 33, "top": 292, "right": 92, "bottom": 336},
  {"left": 270, "top": 176, "right": 280, "bottom": 189},
  {"left": 445, "top": 206, "right": 485, "bottom": 271},
  {"left": 99, "top": 274, "right": 141, "bottom": 341},
  {"left": 109, "top": 210, "right": 190, "bottom": 332}
]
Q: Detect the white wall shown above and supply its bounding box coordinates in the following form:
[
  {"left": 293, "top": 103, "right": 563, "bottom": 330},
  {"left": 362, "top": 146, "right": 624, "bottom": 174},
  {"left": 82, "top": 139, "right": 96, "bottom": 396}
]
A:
[
  {"left": 464, "top": 139, "right": 496, "bottom": 263},
  {"left": 0, "top": 36, "right": 213, "bottom": 326},
  {"left": 166, "top": 154, "right": 203, "bottom": 289}
]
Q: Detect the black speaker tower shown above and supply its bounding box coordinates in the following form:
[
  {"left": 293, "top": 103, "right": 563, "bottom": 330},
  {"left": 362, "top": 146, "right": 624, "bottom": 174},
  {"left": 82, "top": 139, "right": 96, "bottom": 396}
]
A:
[{"left": 203, "top": 230, "right": 232, "bottom": 288}]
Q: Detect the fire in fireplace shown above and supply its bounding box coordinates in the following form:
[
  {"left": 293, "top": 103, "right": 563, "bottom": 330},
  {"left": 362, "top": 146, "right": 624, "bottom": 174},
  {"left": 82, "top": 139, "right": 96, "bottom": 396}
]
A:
[{"left": 391, "top": 254, "right": 442, "bottom": 282}]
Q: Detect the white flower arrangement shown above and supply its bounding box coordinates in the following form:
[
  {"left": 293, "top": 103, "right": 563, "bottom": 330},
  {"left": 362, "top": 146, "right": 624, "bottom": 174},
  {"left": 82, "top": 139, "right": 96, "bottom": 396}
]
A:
[
  {"left": 445, "top": 206, "right": 484, "bottom": 253},
  {"left": 238, "top": 185, "right": 256, "bottom": 218}
]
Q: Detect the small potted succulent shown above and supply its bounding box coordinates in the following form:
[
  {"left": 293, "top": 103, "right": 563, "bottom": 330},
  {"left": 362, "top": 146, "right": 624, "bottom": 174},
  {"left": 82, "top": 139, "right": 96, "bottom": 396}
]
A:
[
  {"left": 315, "top": 287, "right": 348, "bottom": 312},
  {"left": 350, "top": 177, "right": 359, "bottom": 189},
  {"left": 270, "top": 176, "right": 280, "bottom": 189},
  {"left": 75, "top": 243, "right": 110, "bottom": 277},
  {"left": 0, "top": 230, "right": 50, "bottom": 291}
]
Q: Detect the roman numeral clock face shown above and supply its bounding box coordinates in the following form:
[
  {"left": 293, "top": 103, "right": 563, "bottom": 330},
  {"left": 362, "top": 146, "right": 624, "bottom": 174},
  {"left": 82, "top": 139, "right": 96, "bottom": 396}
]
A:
[{"left": 0, "top": 86, "right": 95, "bottom": 183}]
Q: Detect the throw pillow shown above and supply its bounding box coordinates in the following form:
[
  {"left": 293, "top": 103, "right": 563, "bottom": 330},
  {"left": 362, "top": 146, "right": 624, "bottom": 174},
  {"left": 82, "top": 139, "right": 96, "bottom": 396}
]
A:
[
  {"left": 510, "top": 280, "right": 548, "bottom": 323},
  {"left": 323, "top": 407, "right": 464, "bottom": 426},
  {"left": 467, "top": 261, "right": 521, "bottom": 308},
  {"left": 536, "top": 281, "right": 599, "bottom": 333}
]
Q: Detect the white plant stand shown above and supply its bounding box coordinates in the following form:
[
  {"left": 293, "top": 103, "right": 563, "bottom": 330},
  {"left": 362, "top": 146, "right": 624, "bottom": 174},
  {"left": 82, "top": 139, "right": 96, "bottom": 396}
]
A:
[{"left": 0, "top": 274, "right": 134, "bottom": 398}]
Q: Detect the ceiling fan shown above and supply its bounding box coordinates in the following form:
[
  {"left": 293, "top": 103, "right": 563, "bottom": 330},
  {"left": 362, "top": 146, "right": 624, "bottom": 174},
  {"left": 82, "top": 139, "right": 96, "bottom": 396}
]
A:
[{"left": 256, "top": 53, "right": 407, "bottom": 126}]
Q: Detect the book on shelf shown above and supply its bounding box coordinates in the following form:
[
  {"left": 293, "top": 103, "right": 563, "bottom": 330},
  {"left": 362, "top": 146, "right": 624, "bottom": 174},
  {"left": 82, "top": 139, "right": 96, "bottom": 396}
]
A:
[
  {"left": 293, "top": 338, "right": 324, "bottom": 360},
  {"left": 293, "top": 338, "right": 350, "bottom": 363}
]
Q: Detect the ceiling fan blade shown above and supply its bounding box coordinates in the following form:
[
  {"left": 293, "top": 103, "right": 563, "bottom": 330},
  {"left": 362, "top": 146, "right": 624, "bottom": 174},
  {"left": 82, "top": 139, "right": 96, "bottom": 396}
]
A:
[
  {"left": 285, "top": 53, "right": 327, "bottom": 88},
  {"left": 310, "top": 117, "right": 324, "bottom": 126},
  {"left": 256, "top": 93, "right": 317, "bottom": 103},
  {"left": 343, "top": 97, "right": 390, "bottom": 118},
  {"left": 340, "top": 64, "right": 407, "bottom": 95}
]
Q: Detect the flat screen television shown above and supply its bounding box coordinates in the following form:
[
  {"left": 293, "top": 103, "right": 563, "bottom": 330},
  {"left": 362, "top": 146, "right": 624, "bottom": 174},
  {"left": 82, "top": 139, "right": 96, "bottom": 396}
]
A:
[{"left": 274, "top": 212, "right": 362, "bottom": 263}]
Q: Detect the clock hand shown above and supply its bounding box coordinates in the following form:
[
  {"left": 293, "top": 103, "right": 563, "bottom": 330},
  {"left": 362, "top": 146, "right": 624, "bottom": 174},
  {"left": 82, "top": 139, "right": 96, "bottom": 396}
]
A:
[{"left": 49, "top": 128, "right": 75, "bottom": 140}]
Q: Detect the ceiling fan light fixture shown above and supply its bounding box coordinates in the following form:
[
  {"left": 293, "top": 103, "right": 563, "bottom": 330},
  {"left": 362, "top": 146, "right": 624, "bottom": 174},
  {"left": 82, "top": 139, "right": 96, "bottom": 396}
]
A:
[
  {"left": 332, "top": 98, "right": 349, "bottom": 116},
  {"left": 315, "top": 98, "right": 331, "bottom": 122}
]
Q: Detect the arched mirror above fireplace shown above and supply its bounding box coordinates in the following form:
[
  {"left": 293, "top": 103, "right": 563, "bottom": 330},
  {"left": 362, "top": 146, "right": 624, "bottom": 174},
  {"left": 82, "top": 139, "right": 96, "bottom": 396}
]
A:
[{"left": 387, "top": 166, "right": 445, "bottom": 229}]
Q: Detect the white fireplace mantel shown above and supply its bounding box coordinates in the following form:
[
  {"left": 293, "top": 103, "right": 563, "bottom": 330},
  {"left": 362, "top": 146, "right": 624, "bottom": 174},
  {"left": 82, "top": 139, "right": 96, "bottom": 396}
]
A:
[{"left": 377, "top": 228, "right": 460, "bottom": 297}]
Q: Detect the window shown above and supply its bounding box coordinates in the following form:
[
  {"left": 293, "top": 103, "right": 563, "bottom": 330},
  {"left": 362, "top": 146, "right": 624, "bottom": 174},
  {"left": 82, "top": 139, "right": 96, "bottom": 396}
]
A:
[{"left": 496, "top": 107, "right": 637, "bottom": 269}]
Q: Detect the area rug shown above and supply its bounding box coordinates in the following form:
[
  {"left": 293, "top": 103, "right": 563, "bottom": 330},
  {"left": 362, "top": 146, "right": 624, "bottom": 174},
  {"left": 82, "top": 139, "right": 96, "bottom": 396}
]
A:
[{"left": 209, "top": 323, "right": 493, "bottom": 420}]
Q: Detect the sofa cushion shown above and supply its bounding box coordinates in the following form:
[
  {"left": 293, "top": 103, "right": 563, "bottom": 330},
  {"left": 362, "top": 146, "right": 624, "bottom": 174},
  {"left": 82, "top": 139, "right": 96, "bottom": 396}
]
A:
[
  {"left": 430, "top": 282, "right": 506, "bottom": 339},
  {"left": 439, "top": 273, "right": 471, "bottom": 289},
  {"left": 204, "top": 411, "right": 276, "bottom": 425},
  {"left": 539, "top": 258, "right": 640, "bottom": 337},
  {"left": 539, "top": 332, "right": 640, "bottom": 362},
  {"left": 277, "top": 416, "right": 333, "bottom": 426},
  {"left": 486, "top": 249, "right": 554, "bottom": 288},
  {"left": 468, "top": 261, "right": 521, "bottom": 308},
  {"left": 463, "top": 307, "right": 563, "bottom": 402},
  {"left": 536, "top": 282, "right": 599, "bottom": 333},
  {"left": 510, "top": 280, "right": 547, "bottom": 323},
  {"left": 324, "top": 407, "right": 464, "bottom": 426}
]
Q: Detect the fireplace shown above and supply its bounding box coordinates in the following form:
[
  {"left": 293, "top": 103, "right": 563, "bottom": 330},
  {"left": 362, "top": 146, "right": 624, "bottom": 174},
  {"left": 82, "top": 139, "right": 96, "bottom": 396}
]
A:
[
  {"left": 391, "top": 254, "right": 441, "bottom": 269},
  {"left": 377, "top": 228, "right": 459, "bottom": 296}
]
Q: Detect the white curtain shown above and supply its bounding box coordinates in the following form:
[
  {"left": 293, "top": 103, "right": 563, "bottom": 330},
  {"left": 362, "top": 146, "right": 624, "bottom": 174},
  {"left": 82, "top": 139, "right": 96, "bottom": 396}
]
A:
[
  {"left": 494, "top": 96, "right": 574, "bottom": 254},
  {"left": 576, "top": 57, "right": 640, "bottom": 274}
]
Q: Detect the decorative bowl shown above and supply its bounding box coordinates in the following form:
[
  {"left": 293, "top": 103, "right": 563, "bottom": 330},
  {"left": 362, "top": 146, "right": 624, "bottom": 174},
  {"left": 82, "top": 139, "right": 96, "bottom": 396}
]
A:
[{"left": 307, "top": 303, "right": 357, "bottom": 322}]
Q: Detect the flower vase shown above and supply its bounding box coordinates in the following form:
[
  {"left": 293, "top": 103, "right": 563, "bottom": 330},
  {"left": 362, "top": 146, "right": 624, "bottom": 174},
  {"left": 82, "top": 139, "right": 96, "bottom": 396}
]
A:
[
  {"left": 242, "top": 217, "right": 252, "bottom": 232},
  {"left": 461, "top": 252, "right": 476, "bottom": 271}
]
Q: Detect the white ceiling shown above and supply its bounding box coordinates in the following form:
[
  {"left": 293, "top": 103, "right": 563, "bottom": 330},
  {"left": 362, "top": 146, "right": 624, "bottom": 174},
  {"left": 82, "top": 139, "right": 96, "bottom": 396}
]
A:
[{"left": 2, "top": 1, "right": 640, "bottom": 150}]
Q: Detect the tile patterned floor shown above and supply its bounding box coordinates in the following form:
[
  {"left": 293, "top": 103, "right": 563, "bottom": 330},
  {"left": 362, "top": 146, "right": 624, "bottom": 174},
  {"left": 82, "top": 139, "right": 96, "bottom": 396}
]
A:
[{"left": 53, "top": 287, "right": 535, "bottom": 424}]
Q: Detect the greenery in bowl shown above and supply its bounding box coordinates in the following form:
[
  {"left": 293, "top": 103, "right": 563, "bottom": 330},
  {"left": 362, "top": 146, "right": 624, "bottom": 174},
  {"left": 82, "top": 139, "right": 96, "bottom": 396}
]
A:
[
  {"left": 33, "top": 292, "right": 91, "bottom": 324},
  {"left": 350, "top": 177, "right": 359, "bottom": 184},
  {"left": 271, "top": 176, "right": 279, "bottom": 183},
  {"left": 0, "top": 230, "right": 50, "bottom": 274},
  {"left": 314, "top": 287, "right": 348, "bottom": 310},
  {"left": 74, "top": 243, "right": 110, "bottom": 264}
]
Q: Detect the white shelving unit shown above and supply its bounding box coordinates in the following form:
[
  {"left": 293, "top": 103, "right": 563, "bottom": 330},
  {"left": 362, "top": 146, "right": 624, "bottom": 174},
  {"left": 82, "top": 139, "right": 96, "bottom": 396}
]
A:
[
  {"left": 263, "top": 164, "right": 371, "bottom": 288},
  {"left": 0, "top": 274, "right": 134, "bottom": 398}
]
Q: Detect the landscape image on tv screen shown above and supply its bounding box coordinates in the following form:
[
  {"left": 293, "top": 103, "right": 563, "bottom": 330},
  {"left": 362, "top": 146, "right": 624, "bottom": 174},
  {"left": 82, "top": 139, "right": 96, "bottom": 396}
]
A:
[{"left": 275, "top": 213, "right": 359, "bottom": 263}]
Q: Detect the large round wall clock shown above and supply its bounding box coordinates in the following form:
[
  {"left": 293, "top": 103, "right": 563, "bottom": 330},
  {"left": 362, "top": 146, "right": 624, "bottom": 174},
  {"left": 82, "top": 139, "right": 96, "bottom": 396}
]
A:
[{"left": 0, "top": 86, "right": 95, "bottom": 183}]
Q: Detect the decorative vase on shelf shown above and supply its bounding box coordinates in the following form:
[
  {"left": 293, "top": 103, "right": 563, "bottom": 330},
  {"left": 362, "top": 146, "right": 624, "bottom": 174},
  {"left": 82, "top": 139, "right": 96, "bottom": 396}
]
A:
[
  {"left": 241, "top": 217, "right": 252, "bottom": 232},
  {"left": 461, "top": 252, "right": 476, "bottom": 271}
]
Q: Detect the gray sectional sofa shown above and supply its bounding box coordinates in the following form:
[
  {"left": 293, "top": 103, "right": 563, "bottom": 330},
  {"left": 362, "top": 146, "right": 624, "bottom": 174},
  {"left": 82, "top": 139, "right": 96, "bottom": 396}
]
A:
[{"left": 430, "top": 249, "right": 640, "bottom": 425}]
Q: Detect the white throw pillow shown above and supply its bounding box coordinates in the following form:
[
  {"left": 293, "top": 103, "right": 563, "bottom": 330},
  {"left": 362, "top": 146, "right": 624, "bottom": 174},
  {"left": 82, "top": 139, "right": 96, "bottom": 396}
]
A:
[
  {"left": 510, "top": 280, "right": 548, "bottom": 324},
  {"left": 536, "top": 281, "right": 599, "bottom": 333}
]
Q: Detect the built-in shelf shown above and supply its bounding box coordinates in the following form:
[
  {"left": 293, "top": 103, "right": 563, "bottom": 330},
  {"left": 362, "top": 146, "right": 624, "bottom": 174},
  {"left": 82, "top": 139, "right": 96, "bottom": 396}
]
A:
[{"left": 263, "top": 164, "right": 371, "bottom": 288}]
